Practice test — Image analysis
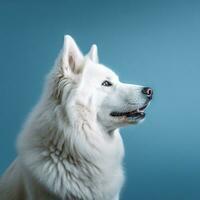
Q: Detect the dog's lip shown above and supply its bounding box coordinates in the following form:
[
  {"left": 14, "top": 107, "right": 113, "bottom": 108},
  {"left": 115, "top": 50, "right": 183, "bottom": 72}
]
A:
[{"left": 110, "top": 104, "right": 148, "bottom": 117}]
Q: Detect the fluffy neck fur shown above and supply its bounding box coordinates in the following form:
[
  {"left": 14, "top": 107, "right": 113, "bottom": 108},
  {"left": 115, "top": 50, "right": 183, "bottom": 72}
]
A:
[{"left": 17, "top": 75, "right": 124, "bottom": 199}]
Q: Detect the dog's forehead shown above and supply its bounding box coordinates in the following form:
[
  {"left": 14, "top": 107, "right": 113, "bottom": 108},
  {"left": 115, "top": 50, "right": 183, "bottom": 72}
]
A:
[{"left": 84, "top": 62, "right": 118, "bottom": 81}]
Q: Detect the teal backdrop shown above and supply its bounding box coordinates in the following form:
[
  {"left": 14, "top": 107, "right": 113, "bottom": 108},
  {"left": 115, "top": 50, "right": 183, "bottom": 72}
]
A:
[{"left": 0, "top": 0, "right": 200, "bottom": 199}]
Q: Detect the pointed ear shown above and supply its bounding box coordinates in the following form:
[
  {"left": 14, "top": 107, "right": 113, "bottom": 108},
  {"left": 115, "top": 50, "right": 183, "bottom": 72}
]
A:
[
  {"left": 87, "top": 44, "right": 99, "bottom": 63},
  {"left": 62, "top": 35, "right": 84, "bottom": 74}
]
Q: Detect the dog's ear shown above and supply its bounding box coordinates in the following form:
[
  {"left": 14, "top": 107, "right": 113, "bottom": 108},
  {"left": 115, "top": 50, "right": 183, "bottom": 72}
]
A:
[
  {"left": 62, "top": 35, "right": 84, "bottom": 74},
  {"left": 87, "top": 44, "right": 99, "bottom": 63}
]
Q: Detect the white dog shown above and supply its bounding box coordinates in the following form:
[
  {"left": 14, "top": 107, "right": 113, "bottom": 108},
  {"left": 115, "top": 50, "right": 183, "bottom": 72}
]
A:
[{"left": 0, "top": 35, "right": 153, "bottom": 200}]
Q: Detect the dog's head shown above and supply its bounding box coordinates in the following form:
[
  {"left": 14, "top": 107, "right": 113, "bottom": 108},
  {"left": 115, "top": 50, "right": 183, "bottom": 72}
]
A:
[{"left": 50, "top": 35, "right": 153, "bottom": 132}]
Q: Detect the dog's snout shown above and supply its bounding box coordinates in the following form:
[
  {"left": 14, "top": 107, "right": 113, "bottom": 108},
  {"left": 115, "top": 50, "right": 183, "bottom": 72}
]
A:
[{"left": 142, "top": 87, "right": 153, "bottom": 100}]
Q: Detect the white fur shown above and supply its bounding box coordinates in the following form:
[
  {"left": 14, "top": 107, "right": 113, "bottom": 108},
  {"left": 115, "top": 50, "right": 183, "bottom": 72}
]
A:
[{"left": 0, "top": 35, "right": 150, "bottom": 200}]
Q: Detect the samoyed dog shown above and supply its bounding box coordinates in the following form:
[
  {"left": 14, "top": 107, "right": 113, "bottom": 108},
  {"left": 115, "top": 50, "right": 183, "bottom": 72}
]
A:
[{"left": 0, "top": 35, "right": 153, "bottom": 200}]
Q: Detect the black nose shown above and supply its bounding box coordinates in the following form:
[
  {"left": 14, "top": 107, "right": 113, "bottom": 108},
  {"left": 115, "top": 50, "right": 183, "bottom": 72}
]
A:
[{"left": 142, "top": 87, "right": 153, "bottom": 99}]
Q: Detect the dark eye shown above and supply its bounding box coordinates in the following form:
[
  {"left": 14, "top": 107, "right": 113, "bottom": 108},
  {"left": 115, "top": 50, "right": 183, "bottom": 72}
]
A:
[{"left": 102, "top": 80, "right": 112, "bottom": 87}]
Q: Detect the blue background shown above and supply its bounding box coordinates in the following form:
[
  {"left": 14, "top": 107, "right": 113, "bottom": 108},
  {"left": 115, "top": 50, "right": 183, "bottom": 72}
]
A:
[{"left": 0, "top": 0, "right": 200, "bottom": 199}]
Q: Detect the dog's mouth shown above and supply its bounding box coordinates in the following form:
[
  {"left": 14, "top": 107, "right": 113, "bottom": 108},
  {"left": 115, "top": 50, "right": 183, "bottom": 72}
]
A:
[{"left": 110, "top": 104, "right": 148, "bottom": 122}]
